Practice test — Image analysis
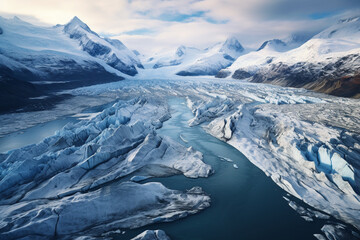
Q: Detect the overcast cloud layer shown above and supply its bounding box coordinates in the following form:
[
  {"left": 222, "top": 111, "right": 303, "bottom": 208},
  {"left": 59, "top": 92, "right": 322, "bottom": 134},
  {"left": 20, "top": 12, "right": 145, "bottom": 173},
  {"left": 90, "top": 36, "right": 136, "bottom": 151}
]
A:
[{"left": 0, "top": 0, "right": 359, "bottom": 55}]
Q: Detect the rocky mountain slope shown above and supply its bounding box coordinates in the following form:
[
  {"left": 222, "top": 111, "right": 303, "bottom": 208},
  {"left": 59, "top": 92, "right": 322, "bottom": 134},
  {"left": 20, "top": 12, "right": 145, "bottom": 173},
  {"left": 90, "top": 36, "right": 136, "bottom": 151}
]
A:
[{"left": 217, "top": 17, "right": 360, "bottom": 98}]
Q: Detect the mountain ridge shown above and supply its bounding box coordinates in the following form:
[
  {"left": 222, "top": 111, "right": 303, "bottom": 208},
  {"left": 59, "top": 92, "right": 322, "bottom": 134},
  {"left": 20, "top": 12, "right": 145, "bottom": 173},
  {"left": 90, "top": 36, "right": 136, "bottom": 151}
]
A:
[
  {"left": 0, "top": 16, "right": 143, "bottom": 112},
  {"left": 216, "top": 16, "right": 360, "bottom": 98}
]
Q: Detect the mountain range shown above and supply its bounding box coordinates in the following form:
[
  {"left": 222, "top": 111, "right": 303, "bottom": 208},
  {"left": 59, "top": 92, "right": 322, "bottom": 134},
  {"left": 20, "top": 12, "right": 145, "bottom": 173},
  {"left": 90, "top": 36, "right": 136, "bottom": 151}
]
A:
[
  {"left": 217, "top": 16, "right": 360, "bottom": 98},
  {"left": 0, "top": 15, "right": 359, "bottom": 113},
  {"left": 140, "top": 36, "right": 244, "bottom": 77}
]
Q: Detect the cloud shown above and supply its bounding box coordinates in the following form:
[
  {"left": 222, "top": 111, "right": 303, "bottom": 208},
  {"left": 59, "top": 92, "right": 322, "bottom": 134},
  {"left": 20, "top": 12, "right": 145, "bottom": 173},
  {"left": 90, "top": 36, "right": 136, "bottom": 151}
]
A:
[
  {"left": 255, "top": 0, "right": 360, "bottom": 20},
  {"left": 0, "top": 0, "right": 359, "bottom": 55}
]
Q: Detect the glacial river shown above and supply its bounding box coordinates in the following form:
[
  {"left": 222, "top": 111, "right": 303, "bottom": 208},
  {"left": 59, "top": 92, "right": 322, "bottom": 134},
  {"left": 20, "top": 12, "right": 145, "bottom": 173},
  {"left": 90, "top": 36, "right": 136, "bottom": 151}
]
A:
[{"left": 120, "top": 98, "right": 329, "bottom": 240}]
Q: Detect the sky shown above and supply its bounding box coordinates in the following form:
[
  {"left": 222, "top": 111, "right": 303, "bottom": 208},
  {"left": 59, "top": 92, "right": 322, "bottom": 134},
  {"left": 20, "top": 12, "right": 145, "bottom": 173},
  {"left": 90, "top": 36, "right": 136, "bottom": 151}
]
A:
[{"left": 0, "top": 0, "right": 359, "bottom": 55}]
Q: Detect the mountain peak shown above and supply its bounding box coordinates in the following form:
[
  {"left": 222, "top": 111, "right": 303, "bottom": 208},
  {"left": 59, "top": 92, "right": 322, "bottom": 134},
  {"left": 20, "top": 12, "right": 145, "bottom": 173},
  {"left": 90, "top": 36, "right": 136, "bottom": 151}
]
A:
[
  {"left": 257, "top": 39, "right": 287, "bottom": 52},
  {"left": 64, "top": 16, "right": 92, "bottom": 34},
  {"left": 70, "top": 16, "right": 82, "bottom": 23},
  {"left": 221, "top": 37, "right": 244, "bottom": 53},
  {"left": 224, "top": 36, "right": 238, "bottom": 43}
]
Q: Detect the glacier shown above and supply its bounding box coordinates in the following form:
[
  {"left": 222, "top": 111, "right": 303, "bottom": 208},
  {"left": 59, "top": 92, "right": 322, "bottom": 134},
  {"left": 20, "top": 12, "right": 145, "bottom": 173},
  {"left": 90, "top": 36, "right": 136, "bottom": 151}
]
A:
[
  {"left": 0, "top": 182, "right": 209, "bottom": 239},
  {"left": 0, "top": 97, "right": 212, "bottom": 239},
  {"left": 0, "top": 13, "right": 360, "bottom": 240},
  {"left": 0, "top": 77, "right": 359, "bottom": 239},
  {"left": 70, "top": 78, "right": 359, "bottom": 232},
  {"left": 187, "top": 84, "right": 360, "bottom": 230}
]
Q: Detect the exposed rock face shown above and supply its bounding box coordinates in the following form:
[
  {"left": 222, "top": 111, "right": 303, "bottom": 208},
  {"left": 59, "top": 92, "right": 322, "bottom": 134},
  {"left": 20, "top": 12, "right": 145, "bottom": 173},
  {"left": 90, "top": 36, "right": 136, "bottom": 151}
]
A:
[
  {"left": 215, "top": 70, "right": 231, "bottom": 78},
  {"left": 217, "top": 16, "right": 360, "bottom": 98},
  {"left": 306, "top": 74, "right": 360, "bottom": 98},
  {"left": 232, "top": 69, "right": 252, "bottom": 79},
  {"left": 250, "top": 54, "right": 360, "bottom": 98}
]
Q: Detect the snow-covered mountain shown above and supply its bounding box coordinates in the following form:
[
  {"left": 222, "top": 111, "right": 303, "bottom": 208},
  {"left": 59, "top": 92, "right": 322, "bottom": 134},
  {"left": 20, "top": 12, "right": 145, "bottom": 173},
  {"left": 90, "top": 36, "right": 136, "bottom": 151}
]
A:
[
  {"left": 177, "top": 37, "right": 245, "bottom": 76},
  {"left": 148, "top": 45, "right": 203, "bottom": 70},
  {"left": 215, "top": 37, "right": 299, "bottom": 78},
  {"left": 0, "top": 16, "right": 142, "bottom": 112},
  {"left": 216, "top": 35, "right": 310, "bottom": 79},
  {"left": 256, "top": 39, "right": 288, "bottom": 52},
  {"left": 63, "top": 16, "right": 143, "bottom": 76},
  {"left": 217, "top": 16, "right": 360, "bottom": 98},
  {"left": 142, "top": 37, "right": 245, "bottom": 77}
]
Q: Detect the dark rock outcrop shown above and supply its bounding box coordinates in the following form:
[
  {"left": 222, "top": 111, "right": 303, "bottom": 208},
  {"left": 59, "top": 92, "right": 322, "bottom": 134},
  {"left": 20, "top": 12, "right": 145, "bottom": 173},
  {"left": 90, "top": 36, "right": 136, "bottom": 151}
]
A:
[
  {"left": 0, "top": 57, "right": 123, "bottom": 113},
  {"left": 250, "top": 54, "right": 360, "bottom": 98},
  {"left": 232, "top": 69, "right": 252, "bottom": 79},
  {"left": 215, "top": 70, "right": 231, "bottom": 78}
]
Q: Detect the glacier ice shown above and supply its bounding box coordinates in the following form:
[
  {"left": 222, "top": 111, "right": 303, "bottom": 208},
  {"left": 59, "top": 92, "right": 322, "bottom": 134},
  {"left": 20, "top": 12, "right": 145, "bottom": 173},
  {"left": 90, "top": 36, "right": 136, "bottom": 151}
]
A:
[
  {"left": 315, "top": 224, "right": 360, "bottom": 240},
  {"left": 0, "top": 181, "right": 209, "bottom": 239},
  {"left": 96, "top": 78, "right": 359, "bottom": 232},
  {"left": 0, "top": 76, "right": 359, "bottom": 238},
  {"left": 0, "top": 97, "right": 212, "bottom": 239},
  {"left": 201, "top": 96, "right": 360, "bottom": 230},
  {"left": 131, "top": 230, "right": 170, "bottom": 240}
]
